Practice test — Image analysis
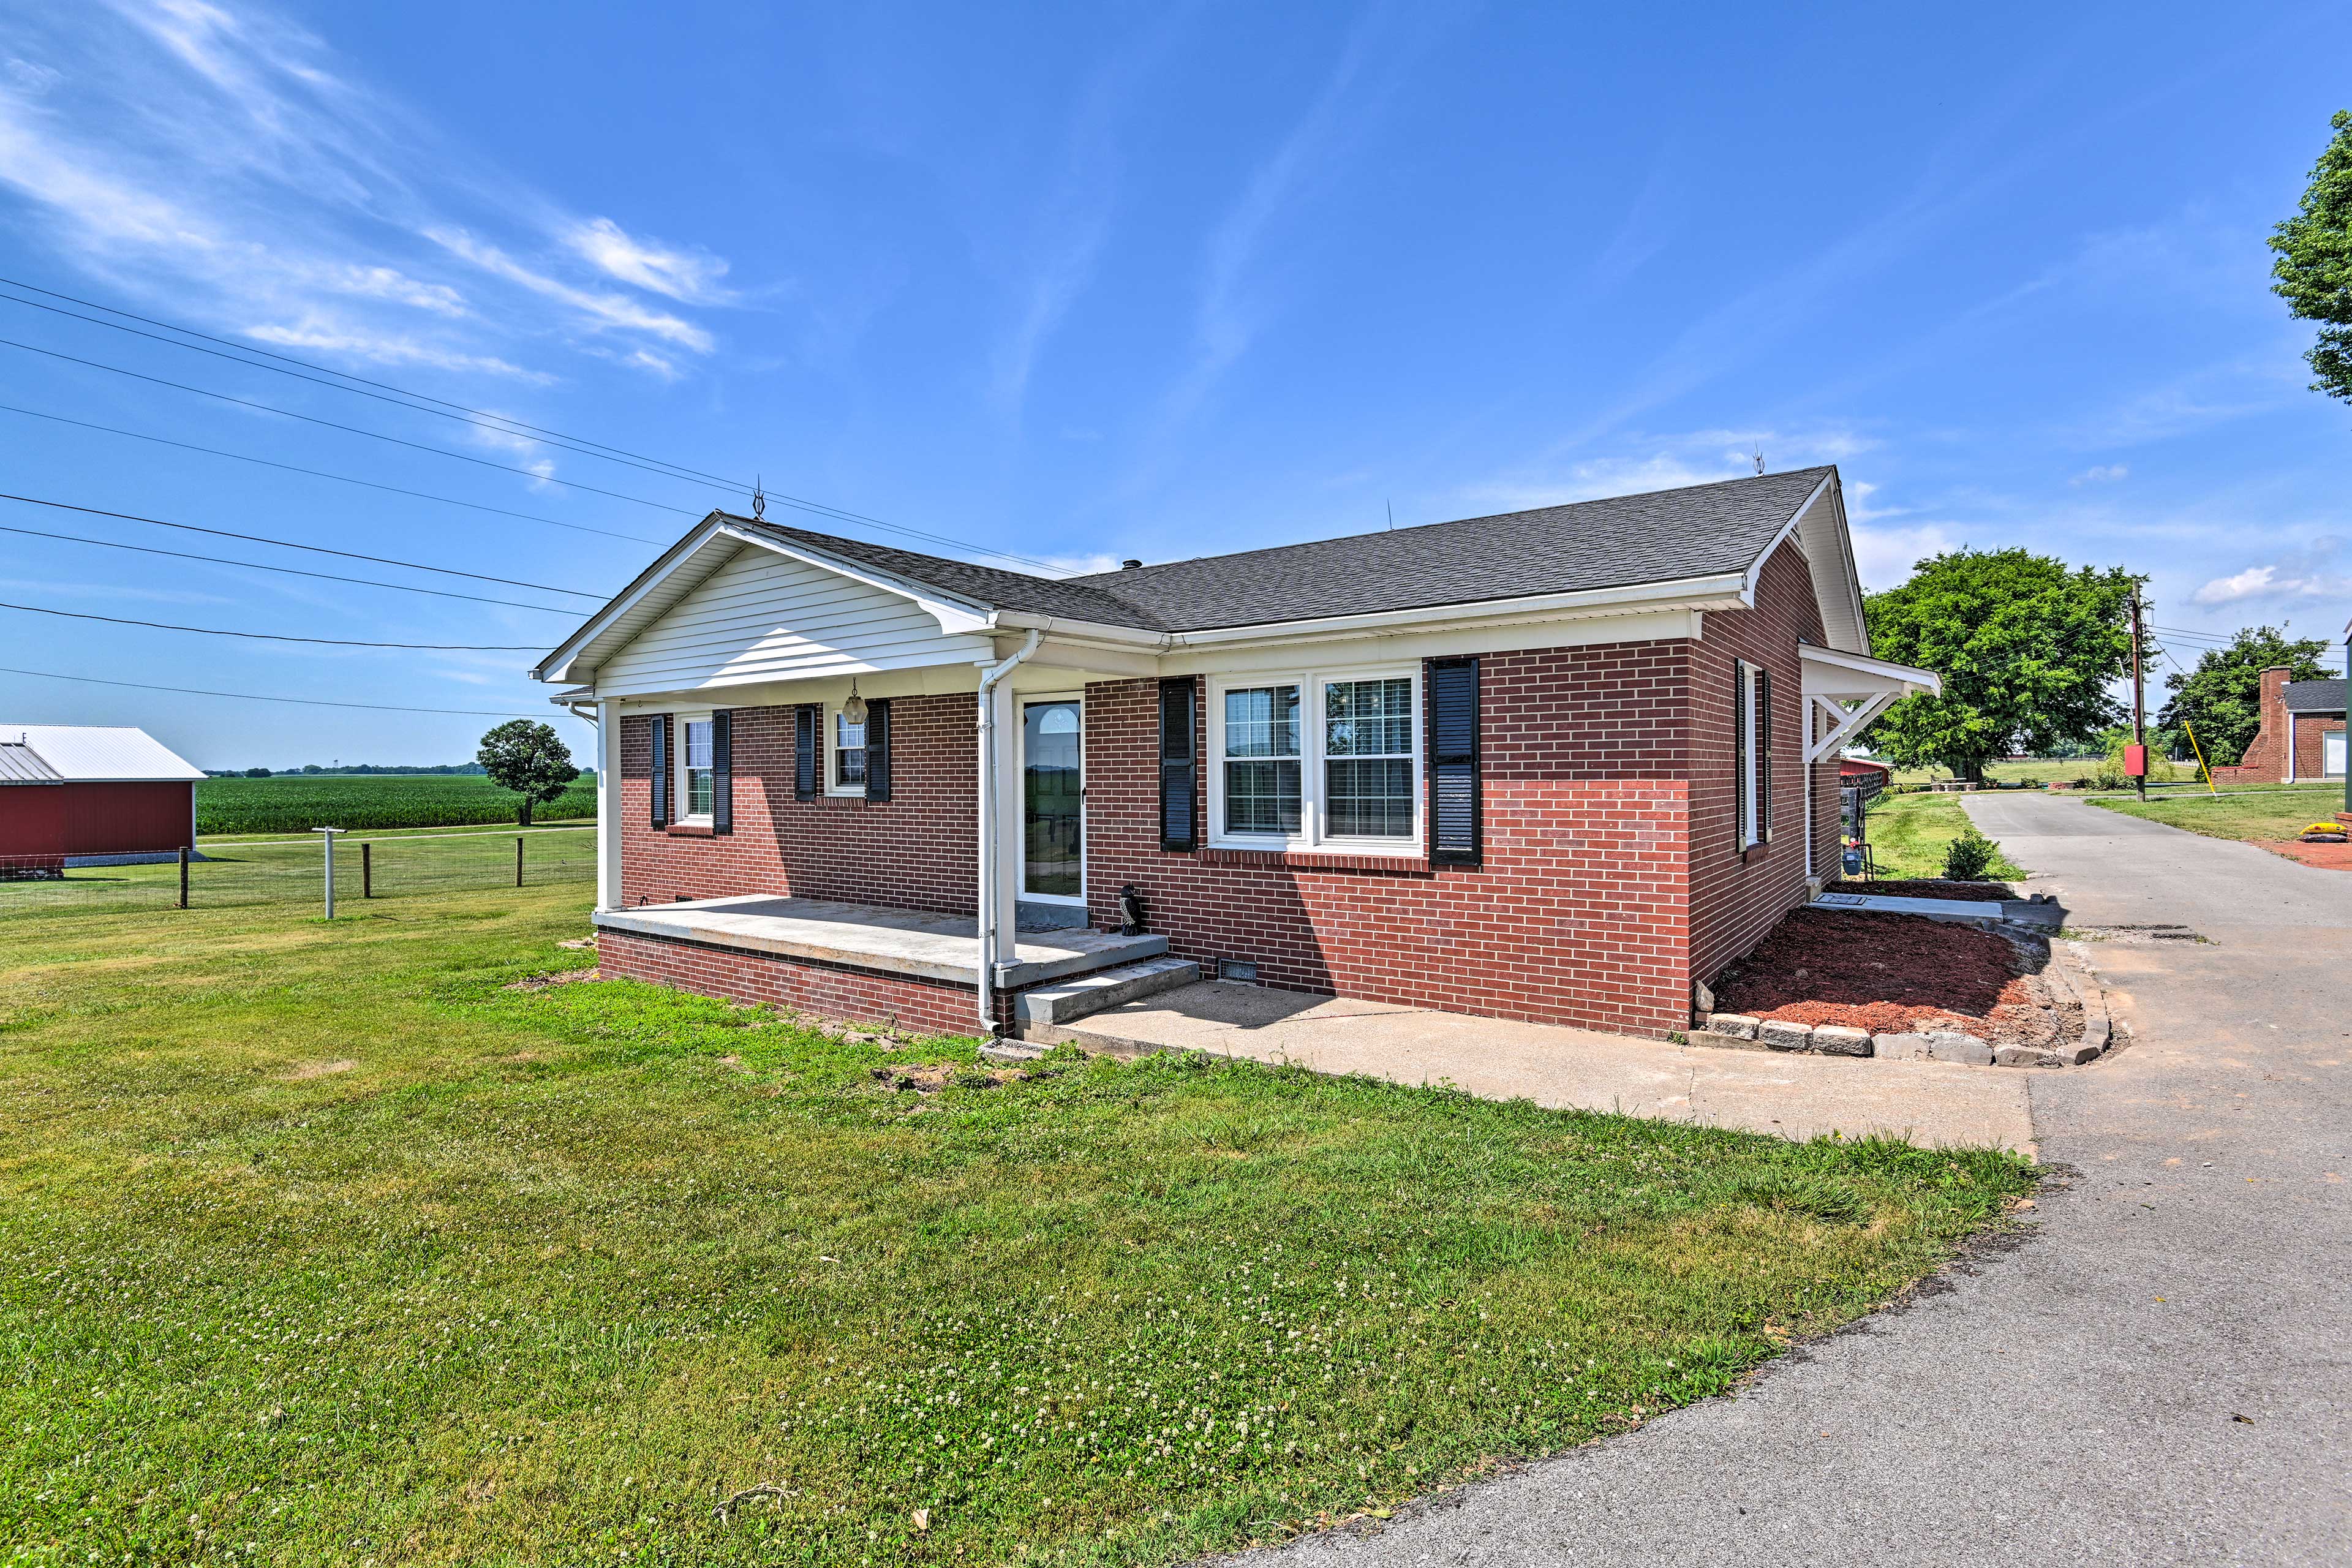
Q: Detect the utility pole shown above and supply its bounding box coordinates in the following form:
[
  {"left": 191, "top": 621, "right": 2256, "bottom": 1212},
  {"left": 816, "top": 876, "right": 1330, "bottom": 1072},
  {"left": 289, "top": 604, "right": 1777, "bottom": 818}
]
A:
[{"left": 2128, "top": 584, "right": 2147, "bottom": 802}]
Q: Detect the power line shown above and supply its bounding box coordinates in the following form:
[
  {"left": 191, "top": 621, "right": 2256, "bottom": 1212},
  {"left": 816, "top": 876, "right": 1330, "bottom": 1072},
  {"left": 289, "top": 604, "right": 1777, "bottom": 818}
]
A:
[
  {"left": 0, "top": 284, "right": 734, "bottom": 492},
  {"left": 0, "top": 278, "right": 1066, "bottom": 571},
  {"left": 0, "top": 403, "right": 663, "bottom": 546},
  {"left": 0, "top": 521, "right": 578, "bottom": 614},
  {"left": 0, "top": 336, "right": 708, "bottom": 516},
  {"left": 0, "top": 663, "right": 558, "bottom": 718},
  {"left": 0, "top": 492, "right": 608, "bottom": 599},
  {"left": 0, "top": 600, "right": 545, "bottom": 650}
]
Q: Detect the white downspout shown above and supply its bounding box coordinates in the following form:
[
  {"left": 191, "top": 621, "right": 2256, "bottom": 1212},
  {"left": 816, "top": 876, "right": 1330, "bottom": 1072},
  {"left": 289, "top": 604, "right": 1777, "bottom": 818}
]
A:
[{"left": 975, "top": 630, "right": 1044, "bottom": 1033}]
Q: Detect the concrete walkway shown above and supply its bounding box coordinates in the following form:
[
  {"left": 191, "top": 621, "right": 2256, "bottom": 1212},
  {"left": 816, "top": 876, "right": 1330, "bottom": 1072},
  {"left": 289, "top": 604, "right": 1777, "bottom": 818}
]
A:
[
  {"left": 1238, "top": 791, "right": 2352, "bottom": 1567},
  {"left": 1061, "top": 981, "right": 2036, "bottom": 1153}
]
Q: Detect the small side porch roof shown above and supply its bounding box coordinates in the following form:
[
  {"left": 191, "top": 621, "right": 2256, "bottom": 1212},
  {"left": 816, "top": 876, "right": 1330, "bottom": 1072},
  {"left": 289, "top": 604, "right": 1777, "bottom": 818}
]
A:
[{"left": 1800, "top": 646, "right": 1940, "bottom": 766}]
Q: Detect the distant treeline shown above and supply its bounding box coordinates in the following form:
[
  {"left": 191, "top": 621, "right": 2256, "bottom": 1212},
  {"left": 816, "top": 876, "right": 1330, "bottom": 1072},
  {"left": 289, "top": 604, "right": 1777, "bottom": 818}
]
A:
[{"left": 205, "top": 763, "right": 602, "bottom": 779}]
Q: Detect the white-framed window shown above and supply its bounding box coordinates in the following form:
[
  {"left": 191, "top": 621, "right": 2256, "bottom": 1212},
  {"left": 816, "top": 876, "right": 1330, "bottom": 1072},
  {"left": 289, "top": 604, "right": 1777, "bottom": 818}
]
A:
[
  {"left": 1733, "top": 661, "right": 1768, "bottom": 849},
  {"left": 1207, "top": 665, "right": 1422, "bottom": 853},
  {"left": 828, "top": 708, "right": 867, "bottom": 796},
  {"left": 677, "top": 710, "right": 715, "bottom": 824}
]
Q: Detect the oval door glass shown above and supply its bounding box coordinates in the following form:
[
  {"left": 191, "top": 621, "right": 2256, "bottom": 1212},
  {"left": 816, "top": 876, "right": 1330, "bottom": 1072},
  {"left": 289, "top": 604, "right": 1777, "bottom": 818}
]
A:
[{"left": 1023, "top": 701, "right": 1082, "bottom": 898}]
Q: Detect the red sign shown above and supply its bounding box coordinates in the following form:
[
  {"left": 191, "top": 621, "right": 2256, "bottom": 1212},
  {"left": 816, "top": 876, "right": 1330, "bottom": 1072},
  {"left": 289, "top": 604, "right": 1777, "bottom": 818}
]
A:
[{"left": 2124, "top": 744, "right": 2147, "bottom": 778}]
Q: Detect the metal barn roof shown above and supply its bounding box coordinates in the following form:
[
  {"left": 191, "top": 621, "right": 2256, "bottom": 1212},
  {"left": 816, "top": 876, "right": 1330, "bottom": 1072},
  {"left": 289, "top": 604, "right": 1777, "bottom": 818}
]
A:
[{"left": 0, "top": 725, "right": 206, "bottom": 783}]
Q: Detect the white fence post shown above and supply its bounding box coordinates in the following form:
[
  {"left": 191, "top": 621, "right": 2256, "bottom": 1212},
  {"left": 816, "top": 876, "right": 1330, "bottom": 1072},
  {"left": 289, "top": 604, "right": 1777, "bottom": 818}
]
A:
[{"left": 315, "top": 827, "right": 343, "bottom": 919}]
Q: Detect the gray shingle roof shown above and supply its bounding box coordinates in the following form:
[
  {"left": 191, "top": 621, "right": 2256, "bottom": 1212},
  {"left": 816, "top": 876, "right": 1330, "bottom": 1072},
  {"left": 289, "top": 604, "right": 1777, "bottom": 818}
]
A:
[
  {"left": 2282, "top": 677, "right": 2346, "bottom": 712},
  {"left": 730, "top": 466, "right": 1833, "bottom": 635}
]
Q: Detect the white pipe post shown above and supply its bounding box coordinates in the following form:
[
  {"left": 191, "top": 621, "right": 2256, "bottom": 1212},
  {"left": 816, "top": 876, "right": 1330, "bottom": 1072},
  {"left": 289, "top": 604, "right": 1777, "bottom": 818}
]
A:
[
  {"left": 315, "top": 827, "right": 342, "bottom": 919},
  {"left": 595, "top": 698, "right": 623, "bottom": 911},
  {"left": 974, "top": 630, "right": 1043, "bottom": 1033}
]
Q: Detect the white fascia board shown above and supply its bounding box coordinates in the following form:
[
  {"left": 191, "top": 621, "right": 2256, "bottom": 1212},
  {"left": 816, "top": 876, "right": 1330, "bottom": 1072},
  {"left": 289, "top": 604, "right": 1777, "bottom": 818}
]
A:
[
  {"left": 1741, "top": 473, "right": 1831, "bottom": 602},
  {"left": 533, "top": 514, "right": 732, "bottom": 684},
  {"left": 725, "top": 526, "right": 998, "bottom": 636},
  {"left": 1801, "top": 643, "right": 1942, "bottom": 697}
]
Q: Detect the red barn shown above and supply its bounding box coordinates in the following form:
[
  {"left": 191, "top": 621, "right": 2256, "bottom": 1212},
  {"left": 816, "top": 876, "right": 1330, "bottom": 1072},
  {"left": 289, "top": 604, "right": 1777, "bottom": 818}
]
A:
[{"left": 0, "top": 726, "right": 205, "bottom": 876}]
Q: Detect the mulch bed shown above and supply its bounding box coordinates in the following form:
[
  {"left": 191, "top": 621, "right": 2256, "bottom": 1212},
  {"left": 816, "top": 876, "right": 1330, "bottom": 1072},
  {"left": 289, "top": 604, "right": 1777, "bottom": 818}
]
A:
[
  {"left": 1830, "top": 878, "right": 2018, "bottom": 902},
  {"left": 1711, "top": 909, "right": 2062, "bottom": 1047},
  {"left": 2258, "top": 839, "right": 2352, "bottom": 871}
]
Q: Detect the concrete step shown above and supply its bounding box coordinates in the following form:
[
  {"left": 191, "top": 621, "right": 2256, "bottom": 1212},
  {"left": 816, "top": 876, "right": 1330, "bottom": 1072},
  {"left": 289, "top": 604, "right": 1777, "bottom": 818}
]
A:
[
  {"left": 978, "top": 1039, "right": 1047, "bottom": 1065},
  {"left": 1014, "top": 956, "right": 1201, "bottom": 1033}
]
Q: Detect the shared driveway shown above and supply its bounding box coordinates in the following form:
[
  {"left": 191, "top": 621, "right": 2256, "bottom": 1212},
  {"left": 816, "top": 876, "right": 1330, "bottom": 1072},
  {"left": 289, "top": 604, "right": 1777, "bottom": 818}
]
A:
[{"left": 1251, "top": 791, "right": 2351, "bottom": 1567}]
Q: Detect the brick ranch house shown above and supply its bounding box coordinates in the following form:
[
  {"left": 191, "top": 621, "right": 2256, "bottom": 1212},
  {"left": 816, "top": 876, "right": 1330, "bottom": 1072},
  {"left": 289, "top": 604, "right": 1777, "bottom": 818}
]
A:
[
  {"left": 532, "top": 467, "right": 1938, "bottom": 1042},
  {"left": 2206, "top": 665, "right": 2346, "bottom": 786}
]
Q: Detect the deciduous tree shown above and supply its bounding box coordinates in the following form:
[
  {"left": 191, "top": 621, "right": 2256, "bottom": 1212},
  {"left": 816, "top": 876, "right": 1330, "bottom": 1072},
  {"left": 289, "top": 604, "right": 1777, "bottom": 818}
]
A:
[
  {"left": 476, "top": 720, "right": 580, "bottom": 826},
  {"left": 1864, "top": 549, "right": 2139, "bottom": 781},
  {"left": 2156, "top": 626, "right": 2329, "bottom": 765},
  {"left": 2270, "top": 110, "right": 2352, "bottom": 405}
]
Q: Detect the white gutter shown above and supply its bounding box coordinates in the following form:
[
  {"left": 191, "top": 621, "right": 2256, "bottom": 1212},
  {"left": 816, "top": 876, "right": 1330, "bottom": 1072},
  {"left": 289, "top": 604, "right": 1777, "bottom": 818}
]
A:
[{"left": 974, "top": 629, "right": 1044, "bottom": 1033}]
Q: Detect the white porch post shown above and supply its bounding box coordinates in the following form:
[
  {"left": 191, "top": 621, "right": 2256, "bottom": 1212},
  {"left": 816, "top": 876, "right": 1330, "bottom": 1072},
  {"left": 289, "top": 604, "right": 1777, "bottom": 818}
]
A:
[
  {"left": 596, "top": 697, "right": 623, "bottom": 911},
  {"left": 988, "top": 679, "right": 1022, "bottom": 942}
]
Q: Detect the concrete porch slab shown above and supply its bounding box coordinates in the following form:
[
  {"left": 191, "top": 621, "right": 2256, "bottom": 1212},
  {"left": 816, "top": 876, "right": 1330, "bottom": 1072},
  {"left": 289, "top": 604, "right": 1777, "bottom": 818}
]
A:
[
  {"left": 592, "top": 895, "right": 1166, "bottom": 989},
  {"left": 1047, "top": 981, "right": 2037, "bottom": 1153}
]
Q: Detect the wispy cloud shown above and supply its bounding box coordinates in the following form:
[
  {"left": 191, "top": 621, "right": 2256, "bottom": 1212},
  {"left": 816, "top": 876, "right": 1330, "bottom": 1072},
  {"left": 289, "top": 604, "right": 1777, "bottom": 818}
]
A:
[
  {"left": 0, "top": 0, "right": 737, "bottom": 383},
  {"left": 2073, "top": 464, "right": 2130, "bottom": 484},
  {"left": 2192, "top": 546, "right": 2351, "bottom": 607},
  {"left": 1459, "top": 426, "right": 1878, "bottom": 514},
  {"left": 561, "top": 216, "right": 736, "bottom": 306}
]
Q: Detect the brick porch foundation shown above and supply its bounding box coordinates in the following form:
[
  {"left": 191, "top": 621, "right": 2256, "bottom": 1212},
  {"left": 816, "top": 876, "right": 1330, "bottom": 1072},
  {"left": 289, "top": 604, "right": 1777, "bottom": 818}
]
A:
[{"left": 597, "top": 925, "right": 1012, "bottom": 1037}]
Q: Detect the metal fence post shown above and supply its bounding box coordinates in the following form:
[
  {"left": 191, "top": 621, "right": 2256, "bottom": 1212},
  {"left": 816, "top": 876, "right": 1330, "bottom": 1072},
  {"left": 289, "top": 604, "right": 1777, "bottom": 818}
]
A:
[
  {"left": 516, "top": 834, "right": 525, "bottom": 888},
  {"left": 178, "top": 845, "right": 189, "bottom": 910},
  {"left": 363, "top": 840, "right": 372, "bottom": 899}
]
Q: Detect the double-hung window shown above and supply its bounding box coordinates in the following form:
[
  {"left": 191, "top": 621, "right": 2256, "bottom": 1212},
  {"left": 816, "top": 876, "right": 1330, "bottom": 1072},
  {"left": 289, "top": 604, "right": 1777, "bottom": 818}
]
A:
[
  {"left": 1211, "top": 667, "right": 1420, "bottom": 852},
  {"left": 678, "top": 712, "right": 715, "bottom": 823},
  {"left": 831, "top": 710, "right": 867, "bottom": 794}
]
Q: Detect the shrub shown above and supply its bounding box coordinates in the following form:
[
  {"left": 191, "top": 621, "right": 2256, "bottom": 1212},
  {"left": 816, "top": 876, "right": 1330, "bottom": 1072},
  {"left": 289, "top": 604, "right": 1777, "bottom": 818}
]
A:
[{"left": 1942, "top": 825, "right": 2000, "bottom": 881}]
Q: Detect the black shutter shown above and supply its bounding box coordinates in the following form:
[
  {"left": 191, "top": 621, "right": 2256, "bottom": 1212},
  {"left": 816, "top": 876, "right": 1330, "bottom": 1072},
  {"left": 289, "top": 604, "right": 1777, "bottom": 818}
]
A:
[
  {"left": 1428, "top": 657, "right": 1482, "bottom": 867},
  {"left": 1732, "top": 662, "right": 1748, "bottom": 849},
  {"left": 649, "top": 714, "right": 670, "bottom": 828},
  {"left": 1755, "top": 668, "right": 1772, "bottom": 842},
  {"left": 794, "top": 705, "right": 820, "bottom": 800},
  {"left": 712, "top": 709, "right": 733, "bottom": 834},
  {"left": 864, "top": 699, "right": 892, "bottom": 802},
  {"left": 1159, "top": 677, "right": 1196, "bottom": 852}
]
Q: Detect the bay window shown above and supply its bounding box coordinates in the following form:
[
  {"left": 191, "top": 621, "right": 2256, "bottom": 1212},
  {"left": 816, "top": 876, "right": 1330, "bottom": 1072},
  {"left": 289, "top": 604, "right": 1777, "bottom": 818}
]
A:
[{"left": 1210, "top": 666, "right": 1420, "bottom": 852}]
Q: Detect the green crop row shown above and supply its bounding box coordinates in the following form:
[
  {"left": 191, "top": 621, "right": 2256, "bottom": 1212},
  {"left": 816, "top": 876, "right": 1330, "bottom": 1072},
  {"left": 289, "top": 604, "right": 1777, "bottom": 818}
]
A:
[{"left": 197, "top": 775, "right": 598, "bottom": 835}]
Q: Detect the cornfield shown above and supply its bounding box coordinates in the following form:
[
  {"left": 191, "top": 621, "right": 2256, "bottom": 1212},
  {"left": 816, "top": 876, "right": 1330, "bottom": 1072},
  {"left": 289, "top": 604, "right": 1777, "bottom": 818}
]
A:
[{"left": 198, "top": 775, "right": 598, "bottom": 835}]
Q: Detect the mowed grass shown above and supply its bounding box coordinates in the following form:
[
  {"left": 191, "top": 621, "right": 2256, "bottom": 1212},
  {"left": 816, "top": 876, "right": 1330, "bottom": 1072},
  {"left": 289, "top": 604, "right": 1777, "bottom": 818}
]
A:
[
  {"left": 0, "top": 890, "right": 2032, "bottom": 1566},
  {"left": 1857, "top": 791, "right": 2027, "bottom": 881},
  {"left": 1885, "top": 758, "right": 2100, "bottom": 787},
  {"left": 2089, "top": 783, "right": 2346, "bottom": 843},
  {"left": 198, "top": 775, "right": 597, "bottom": 836}
]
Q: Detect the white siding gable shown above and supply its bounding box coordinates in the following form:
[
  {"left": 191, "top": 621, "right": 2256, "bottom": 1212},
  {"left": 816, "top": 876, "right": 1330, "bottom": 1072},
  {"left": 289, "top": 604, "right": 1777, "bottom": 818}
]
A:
[{"left": 594, "top": 544, "right": 993, "bottom": 696}]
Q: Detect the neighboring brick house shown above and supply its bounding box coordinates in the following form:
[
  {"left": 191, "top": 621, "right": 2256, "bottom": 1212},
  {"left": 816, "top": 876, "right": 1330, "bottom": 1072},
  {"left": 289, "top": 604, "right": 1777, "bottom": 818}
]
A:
[
  {"left": 2208, "top": 667, "right": 2347, "bottom": 785},
  {"left": 532, "top": 467, "right": 1937, "bottom": 1041}
]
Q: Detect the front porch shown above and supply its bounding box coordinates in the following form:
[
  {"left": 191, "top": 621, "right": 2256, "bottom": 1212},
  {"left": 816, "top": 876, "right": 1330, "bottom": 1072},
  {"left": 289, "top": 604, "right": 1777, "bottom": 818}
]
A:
[{"left": 593, "top": 895, "right": 1175, "bottom": 1036}]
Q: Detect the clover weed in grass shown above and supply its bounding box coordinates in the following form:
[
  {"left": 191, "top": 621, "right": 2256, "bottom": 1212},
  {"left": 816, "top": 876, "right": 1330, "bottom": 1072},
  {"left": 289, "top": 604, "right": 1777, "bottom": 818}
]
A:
[{"left": 0, "top": 889, "right": 2034, "bottom": 1566}]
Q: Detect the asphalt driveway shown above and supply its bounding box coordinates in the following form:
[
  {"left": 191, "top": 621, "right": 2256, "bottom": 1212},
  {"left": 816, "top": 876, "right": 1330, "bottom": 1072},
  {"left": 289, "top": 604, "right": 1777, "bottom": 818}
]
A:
[{"left": 1242, "top": 791, "right": 2352, "bottom": 1567}]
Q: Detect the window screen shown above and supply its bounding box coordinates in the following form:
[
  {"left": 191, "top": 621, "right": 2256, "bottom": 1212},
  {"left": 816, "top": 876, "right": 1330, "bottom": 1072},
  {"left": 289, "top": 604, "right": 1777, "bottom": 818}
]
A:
[
  {"left": 1323, "top": 677, "right": 1415, "bottom": 837},
  {"left": 1222, "top": 684, "right": 1301, "bottom": 835}
]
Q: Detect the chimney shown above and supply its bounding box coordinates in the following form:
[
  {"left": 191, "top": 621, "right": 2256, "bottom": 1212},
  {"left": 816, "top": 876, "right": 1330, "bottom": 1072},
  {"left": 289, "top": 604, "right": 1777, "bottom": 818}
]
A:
[{"left": 2255, "top": 666, "right": 2293, "bottom": 781}]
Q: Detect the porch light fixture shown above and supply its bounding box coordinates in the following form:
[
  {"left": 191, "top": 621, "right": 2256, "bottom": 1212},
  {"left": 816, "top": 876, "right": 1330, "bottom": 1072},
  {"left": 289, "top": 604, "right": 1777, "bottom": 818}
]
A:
[{"left": 843, "top": 678, "right": 867, "bottom": 726}]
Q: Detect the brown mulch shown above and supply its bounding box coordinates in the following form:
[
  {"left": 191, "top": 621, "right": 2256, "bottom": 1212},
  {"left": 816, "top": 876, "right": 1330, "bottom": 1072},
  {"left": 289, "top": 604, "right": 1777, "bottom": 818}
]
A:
[
  {"left": 2258, "top": 839, "right": 2352, "bottom": 870},
  {"left": 1711, "top": 909, "right": 2058, "bottom": 1044},
  {"left": 1831, "top": 878, "right": 2018, "bottom": 902}
]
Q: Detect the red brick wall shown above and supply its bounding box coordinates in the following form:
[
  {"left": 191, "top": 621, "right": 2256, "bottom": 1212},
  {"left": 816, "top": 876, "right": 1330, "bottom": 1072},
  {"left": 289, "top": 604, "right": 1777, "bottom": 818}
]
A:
[
  {"left": 618, "top": 696, "right": 976, "bottom": 913},
  {"left": 2227, "top": 668, "right": 2294, "bottom": 782},
  {"left": 2293, "top": 714, "right": 2345, "bottom": 779},
  {"left": 1684, "top": 544, "right": 1831, "bottom": 991},
  {"left": 1082, "top": 642, "right": 1698, "bottom": 1039},
  {"left": 597, "top": 925, "right": 1001, "bottom": 1038}
]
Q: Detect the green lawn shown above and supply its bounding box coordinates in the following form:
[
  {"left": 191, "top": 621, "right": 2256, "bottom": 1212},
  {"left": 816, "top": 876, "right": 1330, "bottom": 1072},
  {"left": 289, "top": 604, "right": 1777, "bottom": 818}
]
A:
[
  {"left": 1857, "top": 790, "right": 2027, "bottom": 881},
  {"left": 2089, "top": 784, "right": 2346, "bottom": 843},
  {"left": 0, "top": 889, "right": 2032, "bottom": 1566},
  {"left": 1885, "top": 758, "right": 2101, "bottom": 788}
]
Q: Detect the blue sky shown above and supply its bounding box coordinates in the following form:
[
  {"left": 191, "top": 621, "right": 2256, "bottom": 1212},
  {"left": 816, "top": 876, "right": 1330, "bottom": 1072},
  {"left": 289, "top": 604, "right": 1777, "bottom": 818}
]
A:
[{"left": 1, "top": 0, "right": 2347, "bottom": 769}]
